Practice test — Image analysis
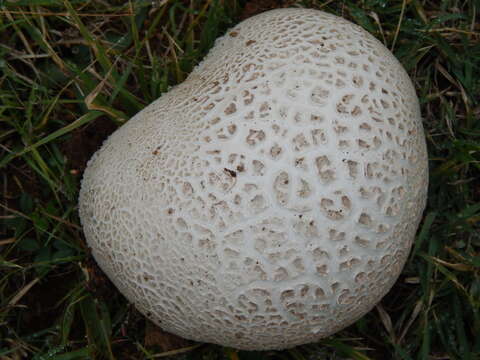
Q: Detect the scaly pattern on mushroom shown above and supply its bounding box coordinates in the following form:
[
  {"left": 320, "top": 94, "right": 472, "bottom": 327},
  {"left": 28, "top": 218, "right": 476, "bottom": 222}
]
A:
[{"left": 79, "top": 8, "right": 428, "bottom": 350}]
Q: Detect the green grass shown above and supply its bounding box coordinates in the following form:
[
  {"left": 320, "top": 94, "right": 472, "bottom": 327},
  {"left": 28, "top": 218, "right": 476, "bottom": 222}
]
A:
[{"left": 1, "top": 0, "right": 479, "bottom": 359}]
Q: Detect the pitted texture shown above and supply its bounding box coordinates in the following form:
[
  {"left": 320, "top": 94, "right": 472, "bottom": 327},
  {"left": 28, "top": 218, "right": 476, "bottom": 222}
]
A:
[{"left": 79, "top": 8, "right": 428, "bottom": 350}]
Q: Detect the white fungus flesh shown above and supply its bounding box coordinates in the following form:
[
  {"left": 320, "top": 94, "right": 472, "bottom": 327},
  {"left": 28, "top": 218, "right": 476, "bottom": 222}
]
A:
[{"left": 79, "top": 8, "right": 428, "bottom": 350}]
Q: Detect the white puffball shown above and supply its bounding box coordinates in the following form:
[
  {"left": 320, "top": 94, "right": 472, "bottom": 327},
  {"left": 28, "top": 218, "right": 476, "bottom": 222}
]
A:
[{"left": 79, "top": 8, "right": 428, "bottom": 350}]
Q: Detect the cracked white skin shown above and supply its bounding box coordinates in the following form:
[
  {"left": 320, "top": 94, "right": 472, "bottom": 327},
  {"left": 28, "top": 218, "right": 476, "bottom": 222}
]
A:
[{"left": 79, "top": 8, "right": 428, "bottom": 350}]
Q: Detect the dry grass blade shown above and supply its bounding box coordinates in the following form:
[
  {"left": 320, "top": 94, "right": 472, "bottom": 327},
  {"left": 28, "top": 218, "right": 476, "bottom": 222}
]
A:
[
  {"left": 0, "top": 203, "right": 31, "bottom": 221},
  {"left": 376, "top": 304, "right": 397, "bottom": 344},
  {"left": 0, "top": 238, "right": 17, "bottom": 246},
  {"left": 391, "top": 0, "right": 407, "bottom": 51},
  {"left": 8, "top": 278, "right": 40, "bottom": 306},
  {"left": 435, "top": 61, "right": 469, "bottom": 110},
  {"left": 84, "top": 60, "right": 127, "bottom": 122},
  {"left": 430, "top": 256, "right": 474, "bottom": 272},
  {"left": 41, "top": 212, "right": 81, "bottom": 230},
  {"left": 398, "top": 300, "right": 423, "bottom": 344},
  {"left": 369, "top": 11, "right": 387, "bottom": 46},
  {"left": 150, "top": 344, "right": 203, "bottom": 358}
]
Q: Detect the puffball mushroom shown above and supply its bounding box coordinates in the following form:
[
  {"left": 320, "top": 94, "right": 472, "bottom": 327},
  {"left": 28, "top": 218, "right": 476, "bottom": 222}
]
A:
[{"left": 79, "top": 8, "right": 428, "bottom": 350}]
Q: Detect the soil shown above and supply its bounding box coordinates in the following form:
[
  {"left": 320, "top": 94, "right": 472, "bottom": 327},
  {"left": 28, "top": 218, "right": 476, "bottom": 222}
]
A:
[
  {"left": 240, "top": 0, "right": 293, "bottom": 19},
  {"left": 18, "top": 270, "right": 78, "bottom": 334},
  {"left": 1, "top": 158, "right": 41, "bottom": 209},
  {"left": 144, "top": 320, "right": 193, "bottom": 351},
  {"left": 61, "top": 116, "right": 117, "bottom": 174},
  {"left": 83, "top": 249, "right": 118, "bottom": 300}
]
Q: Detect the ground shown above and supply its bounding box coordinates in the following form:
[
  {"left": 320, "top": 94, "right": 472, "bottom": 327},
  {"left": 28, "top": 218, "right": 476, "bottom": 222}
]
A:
[{"left": 0, "top": 0, "right": 479, "bottom": 359}]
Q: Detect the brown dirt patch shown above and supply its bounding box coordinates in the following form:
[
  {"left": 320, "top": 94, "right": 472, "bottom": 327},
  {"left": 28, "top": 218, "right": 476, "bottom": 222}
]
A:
[
  {"left": 18, "top": 271, "right": 78, "bottom": 334},
  {"left": 61, "top": 116, "right": 117, "bottom": 174},
  {"left": 144, "top": 320, "right": 192, "bottom": 352},
  {"left": 241, "top": 0, "right": 295, "bottom": 19}
]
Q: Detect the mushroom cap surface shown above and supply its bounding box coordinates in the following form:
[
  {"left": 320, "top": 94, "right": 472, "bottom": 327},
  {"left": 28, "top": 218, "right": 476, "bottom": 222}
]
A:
[{"left": 79, "top": 8, "right": 428, "bottom": 350}]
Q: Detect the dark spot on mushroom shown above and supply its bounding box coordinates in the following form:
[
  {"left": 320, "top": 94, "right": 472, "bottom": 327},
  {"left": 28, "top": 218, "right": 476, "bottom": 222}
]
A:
[
  {"left": 152, "top": 145, "right": 161, "bottom": 155},
  {"left": 236, "top": 164, "right": 245, "bottom": 172},
  {"left": 224, "top": 168, "right": 237, "bottom": 178},
  {"left": 167, "top": 208, "right": 174, "bottom": 215},
  {"left": 229, "top": 31, "right": 238, "bottom": 37},
  {"left": 246, "top": 40, "right": 256, "bottom": 46}
]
